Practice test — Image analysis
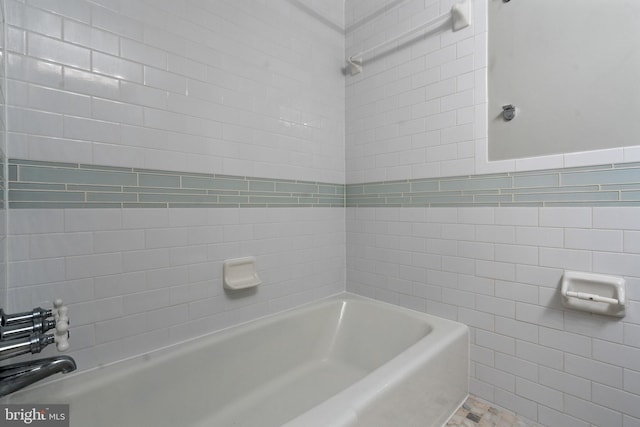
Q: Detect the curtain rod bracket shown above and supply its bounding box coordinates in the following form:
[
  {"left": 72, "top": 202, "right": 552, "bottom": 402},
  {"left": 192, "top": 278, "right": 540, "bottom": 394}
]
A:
[
  {"left": 347, "top": 56, "right": 363, "bottom": 75},
  {"left": 452, "top": 0, "right": 471, "bottom": 31}
]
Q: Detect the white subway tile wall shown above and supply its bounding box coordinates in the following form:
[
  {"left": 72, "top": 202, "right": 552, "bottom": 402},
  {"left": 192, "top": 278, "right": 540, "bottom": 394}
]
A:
[
  {"left": 344, "top": 0, "right": 640, "bottom": 426},
  {"left": 346, "top": 0, "right": 483, "bottom": 184},
  {"left": 6, "top": 0, "right": 345, "bottom": 183},
  {"left": 5, "top": 0, "right": 640, "bottom": 425},
  {"left": 345, "top": 0, "right": 640, "bottom": 184},
  {"left": 10, "top": 207, "right": 345, "bottom": 369},
  {"left": 347, "top": 207, "right": 640, "bottom": 426},
  {"left": 5, "top": 0, "right": 346, "bottom": 371}
]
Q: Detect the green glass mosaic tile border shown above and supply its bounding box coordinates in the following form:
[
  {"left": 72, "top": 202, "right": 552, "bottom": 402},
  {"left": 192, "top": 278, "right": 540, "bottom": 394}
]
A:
[
  {"left": 346, "top": 163, "right": 640, "bottom": 207},
  {"left": 9, "top": 159, "right": 640, "bottom": 208},
  {"left": 8, "top": 159, "right": 345, "bottom": 208}
]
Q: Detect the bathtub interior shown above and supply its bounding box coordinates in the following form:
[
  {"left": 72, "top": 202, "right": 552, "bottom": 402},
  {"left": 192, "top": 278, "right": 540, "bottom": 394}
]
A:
[{"left": 3, "top": 294, "right": 440, "bottom": 427}]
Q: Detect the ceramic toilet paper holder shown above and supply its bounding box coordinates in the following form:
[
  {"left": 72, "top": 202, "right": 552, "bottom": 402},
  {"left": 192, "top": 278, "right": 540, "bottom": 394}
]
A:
[{"left": 561, "top": 271, "right": 626, "bottom": 317}]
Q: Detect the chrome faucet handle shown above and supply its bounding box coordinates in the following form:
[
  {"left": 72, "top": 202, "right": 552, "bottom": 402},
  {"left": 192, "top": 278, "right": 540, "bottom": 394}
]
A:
[
  {"left": 0, "top": 307, "right": 53, "bottom": 327},
  {"left": 0, "top": 333, "right": 55, "bottom": 362},
  {"left": 0, "top": 318, "right": 57, "bottom": 341},
  {"left": 0, "top": 299, "right": 65, "bottom": 328},
  {"left": 0, "top": 299, "right": 70, "bottom": 358}
]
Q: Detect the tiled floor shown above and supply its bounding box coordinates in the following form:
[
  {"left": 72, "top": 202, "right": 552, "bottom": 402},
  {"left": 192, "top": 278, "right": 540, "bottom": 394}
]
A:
[{"left": 446, "top": 395, "right": 545, "bottom": 427}]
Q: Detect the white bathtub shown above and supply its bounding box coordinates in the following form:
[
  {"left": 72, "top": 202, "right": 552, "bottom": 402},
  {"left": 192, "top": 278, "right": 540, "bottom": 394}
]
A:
[{"left": 2, "top": 293, "right": 469, "bottom": 427}]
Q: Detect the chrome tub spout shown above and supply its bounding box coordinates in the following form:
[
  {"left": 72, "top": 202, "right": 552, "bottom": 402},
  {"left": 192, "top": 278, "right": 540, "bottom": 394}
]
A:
[{"left": 0, "top": 356, "right": 77, "bottom": 397}]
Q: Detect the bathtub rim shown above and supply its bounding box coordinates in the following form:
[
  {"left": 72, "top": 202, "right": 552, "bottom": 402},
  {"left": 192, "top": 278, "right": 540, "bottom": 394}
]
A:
[
  {"left": 1, "top": 291, "right": 470, "bottom": 427},
  {"left": 283, "top": 294, "right": 469, "bottom": 427},
  {"left": 5, "top": 291, "right": 463, "bottom": 393}
]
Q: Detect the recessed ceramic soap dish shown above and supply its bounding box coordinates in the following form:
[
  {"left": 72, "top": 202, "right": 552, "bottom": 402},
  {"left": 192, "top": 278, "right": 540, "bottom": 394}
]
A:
[
  {"left": 561, "top": 271, "right": 626, "bottom": 317},
  {"left": 223, "top": 257, "right": 261, "bottom": 291}
]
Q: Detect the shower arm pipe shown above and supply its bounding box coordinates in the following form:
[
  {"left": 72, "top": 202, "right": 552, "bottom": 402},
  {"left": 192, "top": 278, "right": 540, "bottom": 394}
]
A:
[{"left": 347, "top": 0, "right": 471, "bottom": 75}]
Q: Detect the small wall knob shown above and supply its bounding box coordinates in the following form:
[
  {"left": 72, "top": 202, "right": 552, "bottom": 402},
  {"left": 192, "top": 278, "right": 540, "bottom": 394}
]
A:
[{"left": 502, "top": 104, "right": 516, "bottom": 121}]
